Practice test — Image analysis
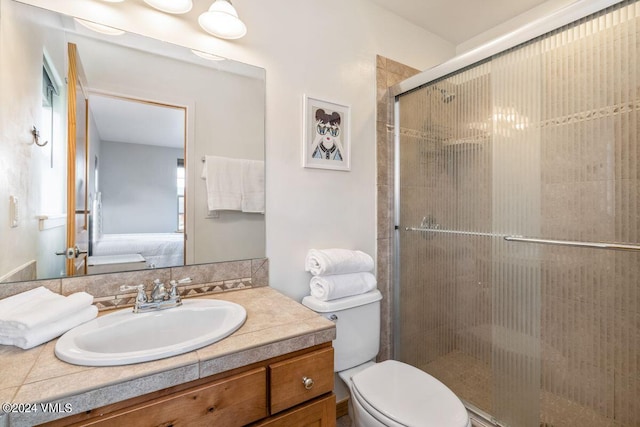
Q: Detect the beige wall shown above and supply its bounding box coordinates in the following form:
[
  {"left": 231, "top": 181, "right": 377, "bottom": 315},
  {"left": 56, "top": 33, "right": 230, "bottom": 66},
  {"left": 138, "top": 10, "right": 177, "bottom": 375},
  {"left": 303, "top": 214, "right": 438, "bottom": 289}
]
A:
[
  {"left": 0, "top": 0, "right": 68, "bottom": 280},
  {"left": 12, "top": 0, "right": 456, "bottom": 300}
]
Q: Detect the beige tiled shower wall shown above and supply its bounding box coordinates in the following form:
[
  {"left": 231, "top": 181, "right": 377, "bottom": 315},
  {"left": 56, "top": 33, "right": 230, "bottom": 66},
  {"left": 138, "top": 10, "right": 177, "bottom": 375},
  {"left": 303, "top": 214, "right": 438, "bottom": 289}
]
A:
[
  {"left": 389, "top": 2, "right": 640, "bottom": 425},
  {"left": 394, "top": 62, "right": 496, "bottom": 376},
  {"left": 375, "top": 55, "right": 420, "bottom": 361},
  {"left": 538, "top": 7, "right": 640, "bottom": 425},
  {"left": 0, "top": 258, "right": 269, "bottom": 310}
]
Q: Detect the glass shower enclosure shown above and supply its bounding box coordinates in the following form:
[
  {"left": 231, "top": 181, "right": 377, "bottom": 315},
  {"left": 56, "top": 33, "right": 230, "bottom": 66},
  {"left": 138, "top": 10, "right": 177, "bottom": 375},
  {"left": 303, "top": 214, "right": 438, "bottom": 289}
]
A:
[{"left": 394, "top": 1, "right": 640, "bottom": 426}]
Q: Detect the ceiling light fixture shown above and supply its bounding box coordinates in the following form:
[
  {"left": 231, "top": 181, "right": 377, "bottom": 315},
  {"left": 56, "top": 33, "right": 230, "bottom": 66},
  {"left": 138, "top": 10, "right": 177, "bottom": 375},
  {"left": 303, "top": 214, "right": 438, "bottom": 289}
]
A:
[
  {"left": 143, "top": 0, "right": 193, "bottom": 14},
  {"left": 198, "top": 0, "right": 247, "bottom": 40},
  {"left": 191, "top": 49, "right": 225, "bottom": 61},
  {"left": 74, "top": 18, "right": 125, "bottom": 36}
]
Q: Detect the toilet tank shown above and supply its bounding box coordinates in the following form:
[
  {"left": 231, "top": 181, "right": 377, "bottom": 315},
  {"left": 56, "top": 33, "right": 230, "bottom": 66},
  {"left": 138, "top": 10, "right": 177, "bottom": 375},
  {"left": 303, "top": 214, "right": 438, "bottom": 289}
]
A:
[{"left": 302, "top": 290, "right": 382, "bottom": 372}]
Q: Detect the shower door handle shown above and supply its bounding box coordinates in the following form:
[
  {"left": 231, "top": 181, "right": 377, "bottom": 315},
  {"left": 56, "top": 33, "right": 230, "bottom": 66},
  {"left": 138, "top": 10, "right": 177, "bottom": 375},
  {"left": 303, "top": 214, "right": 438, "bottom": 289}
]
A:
[{"left": 504, "top": 236, "right": 640, "bottom": 252}]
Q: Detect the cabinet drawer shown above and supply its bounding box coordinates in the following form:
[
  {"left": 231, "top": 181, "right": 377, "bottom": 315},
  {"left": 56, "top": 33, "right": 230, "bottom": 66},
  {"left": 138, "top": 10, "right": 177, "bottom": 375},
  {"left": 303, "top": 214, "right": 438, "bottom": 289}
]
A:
[
  {"left": 251, "top": 394, "right": 336, "bottom": 427},
  {"left": 82, "top": 367, "right": 267, "bottom": 427},
  {"left": 269, "top": 347, "right": 334, "bottom": 414}
]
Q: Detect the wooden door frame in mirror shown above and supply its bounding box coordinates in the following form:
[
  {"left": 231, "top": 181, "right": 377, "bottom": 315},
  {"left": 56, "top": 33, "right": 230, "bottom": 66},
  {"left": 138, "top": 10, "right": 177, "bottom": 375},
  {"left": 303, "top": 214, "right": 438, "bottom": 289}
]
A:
[{"left": 66, "top": 43, "right": 89, "bottom": 276}]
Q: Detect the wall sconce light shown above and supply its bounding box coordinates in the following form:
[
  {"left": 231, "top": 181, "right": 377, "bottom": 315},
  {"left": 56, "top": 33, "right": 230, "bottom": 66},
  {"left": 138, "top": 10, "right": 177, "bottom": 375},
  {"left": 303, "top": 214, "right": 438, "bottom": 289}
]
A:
[
  {"left": 74, "top": 18, "right": 125, "bottom": 36},
  {"left": 143, "top": 0, "right": 193, "bottom": 14},
  {"left": 198, "top": 0, "right": 247, "bottom": 40}
]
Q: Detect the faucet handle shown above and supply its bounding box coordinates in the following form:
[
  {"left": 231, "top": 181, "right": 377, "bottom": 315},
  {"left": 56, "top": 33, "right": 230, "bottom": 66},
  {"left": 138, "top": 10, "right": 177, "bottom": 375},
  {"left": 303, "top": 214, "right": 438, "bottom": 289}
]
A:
[
  {"left": 169, "top": 277, "right": 192, "bottom": 288},
  {"left": 119, "top": 284, "right": 147, "bottom": 303},
  {"left": 120, "top": 284, "right": 144, "bottom": 293},
  {"left": 168, "top": 282, "right": 181, "bottom": 301},
  {"left": 168, "top": 278, "right": 191, "bottom": 300}
]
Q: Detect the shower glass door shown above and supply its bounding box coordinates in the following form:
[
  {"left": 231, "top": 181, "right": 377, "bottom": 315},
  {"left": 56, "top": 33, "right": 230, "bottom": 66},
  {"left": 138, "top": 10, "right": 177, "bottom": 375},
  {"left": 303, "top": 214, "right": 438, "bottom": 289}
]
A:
[{"left": 395, "top": 2, "right": 640, "bottom": 426}]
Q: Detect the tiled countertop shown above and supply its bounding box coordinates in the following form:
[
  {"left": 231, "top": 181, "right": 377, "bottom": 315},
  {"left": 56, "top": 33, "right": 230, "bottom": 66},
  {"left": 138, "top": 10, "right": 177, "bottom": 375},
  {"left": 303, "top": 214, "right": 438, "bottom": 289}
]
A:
[{"left": 0, "top": 287, "right": 335, "bottom": 426}]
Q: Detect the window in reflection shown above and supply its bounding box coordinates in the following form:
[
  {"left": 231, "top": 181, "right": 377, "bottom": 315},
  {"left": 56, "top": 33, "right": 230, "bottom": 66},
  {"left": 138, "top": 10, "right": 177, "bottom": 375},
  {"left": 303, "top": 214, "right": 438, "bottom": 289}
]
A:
[
  {"left": 41, "top": 59, "right": 59, "bottom": 168},
  {"left": 177, "top": 158, "right": 185, "bottom": 232}
]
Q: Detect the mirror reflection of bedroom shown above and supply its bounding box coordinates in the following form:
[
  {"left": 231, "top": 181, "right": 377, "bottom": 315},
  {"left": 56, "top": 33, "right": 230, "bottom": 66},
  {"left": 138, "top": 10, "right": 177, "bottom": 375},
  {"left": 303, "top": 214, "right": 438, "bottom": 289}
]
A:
[
  {"left": 87, "top": 94, "right": 186, "bottom": 274},
  {"left": 0, "top": 1, "right": 266, "bottom": 284}
]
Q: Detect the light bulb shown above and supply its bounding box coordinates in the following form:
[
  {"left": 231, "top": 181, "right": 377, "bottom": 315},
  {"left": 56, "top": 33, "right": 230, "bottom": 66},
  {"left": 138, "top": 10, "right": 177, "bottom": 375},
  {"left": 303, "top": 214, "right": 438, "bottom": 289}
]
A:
[
  {"left": 74, "top": 18, "right": 125, "bottom": 36},
  {"left": 198, "top": 0, "right": 247, "bottom": 40},
  {"left": 144, "top": 0, "right": 193, "bottom": 14},
  {"left": 191, "top": 50, "right": 225, "bottom": 61}
]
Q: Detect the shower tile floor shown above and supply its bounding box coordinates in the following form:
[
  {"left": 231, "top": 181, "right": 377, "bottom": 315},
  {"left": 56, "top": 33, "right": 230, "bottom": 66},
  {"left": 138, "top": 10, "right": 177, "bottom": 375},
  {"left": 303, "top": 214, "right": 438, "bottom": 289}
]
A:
[{"left": 422, "top": 350, "right": 617, "bottom": 427}]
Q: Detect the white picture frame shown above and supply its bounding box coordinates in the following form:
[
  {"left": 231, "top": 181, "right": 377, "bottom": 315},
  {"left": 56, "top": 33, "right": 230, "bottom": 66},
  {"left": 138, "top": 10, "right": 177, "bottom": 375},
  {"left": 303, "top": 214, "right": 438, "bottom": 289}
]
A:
[{"left": 302, "top": 95, "right": 351, "bottom": 171}]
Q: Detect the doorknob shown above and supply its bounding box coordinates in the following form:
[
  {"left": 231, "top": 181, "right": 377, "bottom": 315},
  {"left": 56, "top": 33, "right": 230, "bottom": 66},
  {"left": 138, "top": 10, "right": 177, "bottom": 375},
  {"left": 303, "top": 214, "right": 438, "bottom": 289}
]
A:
[{"left": 55, "top": 246, "right": 88, "bottom": 259}]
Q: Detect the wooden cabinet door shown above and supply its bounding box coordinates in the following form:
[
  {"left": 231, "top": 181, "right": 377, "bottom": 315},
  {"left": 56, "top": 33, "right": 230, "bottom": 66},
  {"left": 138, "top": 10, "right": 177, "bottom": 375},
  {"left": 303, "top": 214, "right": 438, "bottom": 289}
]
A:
[
  {"left": 79, "top": 368, "right": 267, "bottom": 427},
  {"left": 270, "top": 347, "right": 334, "bottom": 414},
  {"left": 252, "top": 394, "right": 336, "bottom": 427}
]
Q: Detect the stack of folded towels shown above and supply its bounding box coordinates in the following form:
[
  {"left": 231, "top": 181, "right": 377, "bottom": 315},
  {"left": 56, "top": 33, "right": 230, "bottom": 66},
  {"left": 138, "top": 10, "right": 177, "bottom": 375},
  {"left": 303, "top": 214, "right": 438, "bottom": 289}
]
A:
[
  {"left": 0, "top": 287, "right": 97, "bottom": 350},
  {"left": 305, "top": 248, "right": 376, "bottom": 301}
]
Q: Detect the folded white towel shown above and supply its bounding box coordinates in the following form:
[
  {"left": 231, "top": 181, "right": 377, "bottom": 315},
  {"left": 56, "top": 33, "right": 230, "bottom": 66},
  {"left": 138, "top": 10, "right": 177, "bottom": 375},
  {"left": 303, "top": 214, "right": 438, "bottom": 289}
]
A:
[
  {"left": 0, "top": 286, "right": 50, "bottom": 313},
  {"left": 310, "top": 272, "right": 377, "bottom": 301},
  {"left": 0, "top": 305, "right": 98, "bottom": 350},
  {"left": 241, "top": 159, "right": 265, "bottom": 213},
  {"left": 305, "top": 249, "right": 374, "bottom": 276},
  {"left": 201, "top": 155, "right": 243, "bottom": 211},
  {"left": 0, "top": 288, "right": 94, "bottom": 332}
]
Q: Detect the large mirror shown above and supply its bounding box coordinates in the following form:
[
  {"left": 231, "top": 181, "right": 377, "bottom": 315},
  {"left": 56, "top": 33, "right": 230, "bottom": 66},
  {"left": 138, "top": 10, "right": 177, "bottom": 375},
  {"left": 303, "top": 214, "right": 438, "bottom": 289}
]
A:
[{"left": 0, "top": 0, "right": 266, "bottom": 283}]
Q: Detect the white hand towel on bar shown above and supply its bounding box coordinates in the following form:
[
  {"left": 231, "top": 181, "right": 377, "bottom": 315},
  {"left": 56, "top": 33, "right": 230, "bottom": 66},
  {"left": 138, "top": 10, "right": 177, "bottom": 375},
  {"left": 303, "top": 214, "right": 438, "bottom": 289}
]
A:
[
  {"left": 241, "top": 159, "right": 265, "bottom": 213},
  {"left": 0, "top": 287, "right": 94, "bottom": 332},
  {"left": 310, "top": 272, "right": 377, "bottom": 301},
  {"left": 201, "top": 155, "right": 243, "bottom": 211},
  {"left": 305, "top": 248, "right": 375, "bottom": 276},
  {"left": 0, "top": 305, "right": 98, "bottom": 350}
]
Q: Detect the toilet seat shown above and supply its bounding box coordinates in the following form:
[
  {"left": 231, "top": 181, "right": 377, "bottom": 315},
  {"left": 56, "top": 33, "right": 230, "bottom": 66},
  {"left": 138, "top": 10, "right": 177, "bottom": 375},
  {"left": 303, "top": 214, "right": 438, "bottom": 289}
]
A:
[{"left": 351, "top": 360, "right": 469, "bottom": 427}]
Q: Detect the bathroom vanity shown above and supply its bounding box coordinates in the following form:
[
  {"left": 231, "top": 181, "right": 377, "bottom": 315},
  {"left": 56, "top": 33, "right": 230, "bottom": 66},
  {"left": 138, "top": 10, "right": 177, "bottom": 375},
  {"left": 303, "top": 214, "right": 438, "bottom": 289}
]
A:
[{"left": 0, "top": 288, "right": 336, "bottom": 427}]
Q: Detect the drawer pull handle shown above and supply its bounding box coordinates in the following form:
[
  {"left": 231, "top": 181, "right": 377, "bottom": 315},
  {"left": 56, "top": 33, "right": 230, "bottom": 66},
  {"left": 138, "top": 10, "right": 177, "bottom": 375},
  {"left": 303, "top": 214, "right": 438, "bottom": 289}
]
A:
[{"left": 302, "top": 376, "right": 314, "bottom": 390}]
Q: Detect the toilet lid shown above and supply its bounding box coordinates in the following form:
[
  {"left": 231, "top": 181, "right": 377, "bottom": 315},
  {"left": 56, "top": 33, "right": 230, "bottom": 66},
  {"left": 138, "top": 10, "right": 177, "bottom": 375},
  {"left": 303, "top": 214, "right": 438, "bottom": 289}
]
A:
[{"left": 351, "top": 360, "right": 469, "bottom": 427}]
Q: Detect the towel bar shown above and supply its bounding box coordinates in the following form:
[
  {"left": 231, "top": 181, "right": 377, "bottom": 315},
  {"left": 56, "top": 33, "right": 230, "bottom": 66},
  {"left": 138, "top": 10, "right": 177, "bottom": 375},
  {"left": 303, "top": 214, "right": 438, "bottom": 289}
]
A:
[
  {"left": 404, "top": 227, "right": 640, "bottom": 252},
  {"left": 504, "top": 236, "right": 640, "bottom": 252}
]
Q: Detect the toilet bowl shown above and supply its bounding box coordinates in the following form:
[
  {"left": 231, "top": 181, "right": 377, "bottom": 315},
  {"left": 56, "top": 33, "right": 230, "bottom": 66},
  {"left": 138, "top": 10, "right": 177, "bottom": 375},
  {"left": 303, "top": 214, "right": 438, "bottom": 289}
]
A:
[
  {"left": 340, "top": 361, "right": 471, "bottom": 427},
  {"left": 302, "top": 290, "right": 470, "bottom": 427}
]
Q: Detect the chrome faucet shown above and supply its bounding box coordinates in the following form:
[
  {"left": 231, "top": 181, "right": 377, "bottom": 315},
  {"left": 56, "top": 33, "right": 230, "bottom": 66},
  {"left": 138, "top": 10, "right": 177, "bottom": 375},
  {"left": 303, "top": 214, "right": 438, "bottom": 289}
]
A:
[
  {"left": 150, "top": 279, "right": 167, "bottom": 302},
  {"left": 120, "top": 277, "right": 192, "bottom": 313}
]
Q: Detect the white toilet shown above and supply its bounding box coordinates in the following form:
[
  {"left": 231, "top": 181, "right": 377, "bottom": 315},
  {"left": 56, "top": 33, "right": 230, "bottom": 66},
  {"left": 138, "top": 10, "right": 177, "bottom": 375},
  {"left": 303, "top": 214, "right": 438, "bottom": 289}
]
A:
[{"left": 302, "top": 290, "right": 471, "bottom": 427}]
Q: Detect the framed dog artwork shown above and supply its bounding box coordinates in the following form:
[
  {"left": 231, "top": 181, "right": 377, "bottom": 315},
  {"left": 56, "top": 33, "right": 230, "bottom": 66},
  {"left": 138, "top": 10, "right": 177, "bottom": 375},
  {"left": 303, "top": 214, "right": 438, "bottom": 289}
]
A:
[{"left": 302, "top": 95, "right": 351, "bottom": 171}]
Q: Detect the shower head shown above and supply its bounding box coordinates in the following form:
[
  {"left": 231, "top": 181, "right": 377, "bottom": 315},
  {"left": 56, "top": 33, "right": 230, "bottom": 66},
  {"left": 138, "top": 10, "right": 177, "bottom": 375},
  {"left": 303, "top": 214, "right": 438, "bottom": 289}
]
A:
[
  {"left": 429, "top": 84, "right": 456, "bottom": 103},
  {"left": 440, "top": 88, "right": 455, "bottom": 104}
]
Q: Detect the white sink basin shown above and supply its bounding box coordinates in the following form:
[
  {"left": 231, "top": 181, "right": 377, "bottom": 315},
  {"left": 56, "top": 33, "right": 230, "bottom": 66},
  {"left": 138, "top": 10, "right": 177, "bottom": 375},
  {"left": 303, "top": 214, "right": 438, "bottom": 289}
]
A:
[{"left": 55, "top": 299, "right": 246, "bottom": 366}]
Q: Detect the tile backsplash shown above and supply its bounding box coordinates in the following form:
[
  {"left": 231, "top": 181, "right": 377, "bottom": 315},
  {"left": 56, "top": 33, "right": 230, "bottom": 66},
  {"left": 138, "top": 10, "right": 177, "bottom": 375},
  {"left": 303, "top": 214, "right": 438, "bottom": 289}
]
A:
[{"left": 0, "top": 258, "right": 269, "bottom": 311}]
